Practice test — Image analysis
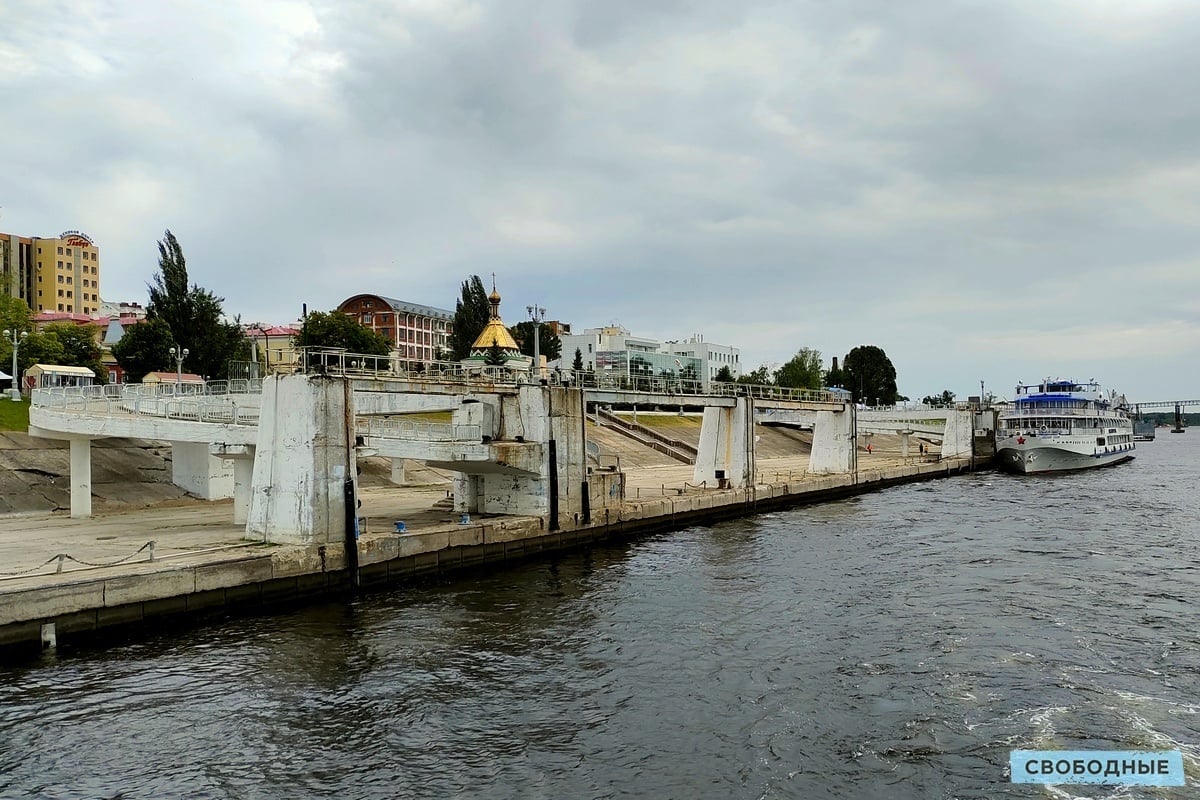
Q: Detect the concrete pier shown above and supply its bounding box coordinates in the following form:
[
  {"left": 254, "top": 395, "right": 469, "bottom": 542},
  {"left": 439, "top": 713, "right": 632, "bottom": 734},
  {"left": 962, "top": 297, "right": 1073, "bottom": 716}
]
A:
[{"left": 0, "top": 455, "right": 976, "bottom": 652}]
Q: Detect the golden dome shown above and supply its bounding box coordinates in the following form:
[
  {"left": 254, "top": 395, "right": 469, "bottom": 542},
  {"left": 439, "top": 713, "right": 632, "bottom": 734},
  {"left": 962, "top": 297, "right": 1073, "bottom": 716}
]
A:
[
  {"left": 472, "top": 319, "right": 520, "bottom": 352},
  {"left": 489, "top": 288, "right": 501, "bottom": 303}
]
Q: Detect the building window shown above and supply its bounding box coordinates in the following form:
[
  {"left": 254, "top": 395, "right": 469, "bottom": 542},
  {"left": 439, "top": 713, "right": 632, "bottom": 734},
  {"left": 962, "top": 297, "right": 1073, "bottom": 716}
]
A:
[
  {"left": 66, "top": 276, "right": 72, "bottom": 284},
  {"left": 66, "top": 291, "right": 72, "bottom": 298},
  {"left": 37, "top": 275, "right": 42, "bottom": 283},
  {"left": 37, "top": 290, "right": 42, "bottom": 297},
  {"left": 65, "top": 248, "right": 71, "bottom": 255},
  {"left": 57, "top": 246, "right": 63, "bottom": 254},
  {"left": 58, "top": 289, "right": 64, "bottom": 297},
  {"left": 57, "top": 260, "right": 63, "bottom": 268},
  {"left": 92, "top": 253, "right": 98, "bottom": 261},
  {"left": 58, "top": 303, "right": 64, "bottom": 311}
]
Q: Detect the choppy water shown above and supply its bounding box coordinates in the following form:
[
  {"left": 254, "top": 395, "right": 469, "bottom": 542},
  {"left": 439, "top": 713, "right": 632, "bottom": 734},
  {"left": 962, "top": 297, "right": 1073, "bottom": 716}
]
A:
[{"left": 2, "top": 435, "right": 1199, "bottom": 799}]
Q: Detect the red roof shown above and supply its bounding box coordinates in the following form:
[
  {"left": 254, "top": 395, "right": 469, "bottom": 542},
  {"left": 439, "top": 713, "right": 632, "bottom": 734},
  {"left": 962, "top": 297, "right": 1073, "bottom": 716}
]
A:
[{"left": 143, "top": 371, "right": 205, "bottom": 383}]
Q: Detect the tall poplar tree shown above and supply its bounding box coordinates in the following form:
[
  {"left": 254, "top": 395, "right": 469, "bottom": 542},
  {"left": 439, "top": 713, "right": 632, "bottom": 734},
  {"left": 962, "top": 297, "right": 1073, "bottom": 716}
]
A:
[
  {"left": 447, "top": 275, "right": 490, "bottom": 360},
  {"left": 139, "top": 229, "right": 249, "bottom": 380}
]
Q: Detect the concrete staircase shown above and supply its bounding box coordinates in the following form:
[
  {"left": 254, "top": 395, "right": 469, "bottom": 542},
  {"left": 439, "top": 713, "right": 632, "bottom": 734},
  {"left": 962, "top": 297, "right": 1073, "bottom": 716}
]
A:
[{"left": 591, "top": 408, "right": 697, "bottom": 464}]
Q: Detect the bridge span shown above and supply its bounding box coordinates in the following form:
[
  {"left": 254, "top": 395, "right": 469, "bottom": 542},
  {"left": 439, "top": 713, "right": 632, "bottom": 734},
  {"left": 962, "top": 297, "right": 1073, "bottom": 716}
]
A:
[{"left": 26, "top": 360, "right": 976, "bottom": 544}]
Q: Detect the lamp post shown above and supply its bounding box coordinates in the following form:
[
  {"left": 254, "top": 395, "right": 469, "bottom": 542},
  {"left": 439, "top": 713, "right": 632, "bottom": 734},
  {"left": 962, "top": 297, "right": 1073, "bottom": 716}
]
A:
[
  {"left": 526, "top": 304, "right": 545, "bottom": 380},
  {"left": 168, "top": 345, "right": 189, "bottom": 391},
  {"left": 3, "top": 328, "right": 28, "bottom": 402}
]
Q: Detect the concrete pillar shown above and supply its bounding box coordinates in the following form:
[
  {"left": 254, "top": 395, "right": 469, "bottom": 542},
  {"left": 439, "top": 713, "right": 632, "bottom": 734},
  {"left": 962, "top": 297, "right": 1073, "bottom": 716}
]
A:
[
  {"left": 69, "top": 437, "right": 92, "bottom": 519},
  {"left": 390, "top": 458, "right": 406, "bottom": 485},
  {"left": 901, "top": 431, "right": 910, "bottom": 459},
  {"left": 233, "top": 455, "right": 254, "bottom": 525},
  {"left": 693, "top": 397, "right": 754, "bottom": 488},
  {"left": 453, "top": 472, "right": 480, "bottom": 514},
  {"left": 172, "top": 441, "right": 235, "bottom": 500},
  {"left": 941, "top": 409, "right": 973, "bottom": 459},
  {"left": 209, "top": 444, "right": 256, "bottom": 525},
  {"left": 809, "top": 408, "right": 854, "bottom": 474},
  {"left": 246, "top": 374, "right": 355, "bottom": 545}
]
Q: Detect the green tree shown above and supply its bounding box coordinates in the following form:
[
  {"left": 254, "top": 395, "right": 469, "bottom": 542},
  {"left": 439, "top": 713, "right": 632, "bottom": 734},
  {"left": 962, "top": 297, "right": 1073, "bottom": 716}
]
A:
[
  {"left": 824, "top": 361, "right": 845, "bottom": 388},
  {"left": 0, "top": 296, "right": 34, "bottom": 374},
  {"left": 736, "top": 365, "right": 773, "bottom": 385},
  {"left": 296, "top": 311, "right": 390, "bottom": 355},
  {"left": 42, "top": 324, "right": 106, "bottom": 382},
  {"left": 145, "top": 229, "right": 249, "bottom": 379},
  {"left": 715, "top": 365, "right": 735, "bottom": 383},
  {"left": 922, "top": 390, "right": 956, "bottom": 406},
  {"left": 774, "top": 348, "right": 823, "bottom": 389},
  {"left": 447, "top": 275, "right": 490, "bottom": 360},
  {"left": 16, "top": 331, "right": 65, "bottom": 375},
  {"left": 572, "top": 347, "right": 584, "bottom": 372},
  {"left": 509, "top": 320, "right": 562, "bottom": 362},
  {"left": 112, "top": 319, "right": 175, "bottom": 384},
  {"left": 485, "top": 341, "right": 506, "bottom": 366},
  {"left": 843, "top": 345, "right": 900, "bottom": 406}
]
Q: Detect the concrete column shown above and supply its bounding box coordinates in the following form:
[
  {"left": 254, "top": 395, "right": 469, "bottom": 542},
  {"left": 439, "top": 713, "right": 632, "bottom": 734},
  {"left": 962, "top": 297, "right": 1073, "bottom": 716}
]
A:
[
  {"left": 172, "top": 442, "right": 235, "bottom": 500},
  {"left": 901, "top": 431, "right": 910, "bottom": 459},
  {"left": 390, "top": 458, "right": 406, "bottom": 485},
  {"left": 233, "top": 455, "right": 254, "bottom": 525},
  {"left": 809, "top": 408, "right": 854, "bottom": 474},
  {"left": 453, "top": 472, "right": 480, "bottom": 514},
  {"left": 69, "top": 437, "right": 92, "bottom": 519},
  {"left": 246, "top": 374, "right": 355, "bottom": 545},
  {"left": 941, "top": 409, "right": 973, "bottom": 459},
  {"left": 693, "top": 397, "right": 754, "bottom": 488}
]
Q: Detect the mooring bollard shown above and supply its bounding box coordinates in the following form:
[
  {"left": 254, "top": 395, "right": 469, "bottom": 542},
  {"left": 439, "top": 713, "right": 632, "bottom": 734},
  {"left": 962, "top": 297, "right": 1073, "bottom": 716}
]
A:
[
  {"left": 148, "top": 541, "right": 156, "bottom": 562},
  {"left": 460, "top": 513, "right": 470, "bottom": 525},
  {"left": 56, "top": 553, "right": 65, "bottom": 573},
  {"left": 394, "top": 520, "right": 406, "bottom": 532}
]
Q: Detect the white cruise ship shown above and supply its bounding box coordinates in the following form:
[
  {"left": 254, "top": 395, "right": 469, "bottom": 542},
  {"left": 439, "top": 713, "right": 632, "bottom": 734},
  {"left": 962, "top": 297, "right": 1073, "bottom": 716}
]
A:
[{"left": 996, "top": 379, "right": 1135, "bottom": 474}]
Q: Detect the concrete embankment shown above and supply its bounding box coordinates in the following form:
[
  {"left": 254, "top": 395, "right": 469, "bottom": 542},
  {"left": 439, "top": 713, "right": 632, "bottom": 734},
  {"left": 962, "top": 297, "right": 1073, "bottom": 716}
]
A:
[{"left": 0, "top": 457, "right": 978, "bottom": 653}]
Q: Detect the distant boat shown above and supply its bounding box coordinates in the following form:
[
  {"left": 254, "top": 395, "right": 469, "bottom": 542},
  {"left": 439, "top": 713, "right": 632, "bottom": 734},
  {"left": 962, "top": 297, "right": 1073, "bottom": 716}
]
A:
[
  {"left": 996, "top": 379, "right": 1135, "bottom": 474},
  {"left": 1133, "top": 420, "right": 1156, "bottom": 441}
]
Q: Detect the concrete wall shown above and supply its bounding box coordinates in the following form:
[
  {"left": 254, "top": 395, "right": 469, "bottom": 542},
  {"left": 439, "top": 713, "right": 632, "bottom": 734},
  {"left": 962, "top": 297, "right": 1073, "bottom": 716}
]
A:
[
  {"left": 171, "top": 442, "right": 235, "bottom": 500},
  {"left": 809, "top": 408, "right": 854, "bottom": 473},
  {"left": 246, "top": 375, "right": 355, "bottom": 546}
]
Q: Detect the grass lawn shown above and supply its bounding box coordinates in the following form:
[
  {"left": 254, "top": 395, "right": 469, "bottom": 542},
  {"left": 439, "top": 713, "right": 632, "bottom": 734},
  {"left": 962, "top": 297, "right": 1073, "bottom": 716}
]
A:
[{"left": 0, "top": 398, "right": 30, "bottom": 431}]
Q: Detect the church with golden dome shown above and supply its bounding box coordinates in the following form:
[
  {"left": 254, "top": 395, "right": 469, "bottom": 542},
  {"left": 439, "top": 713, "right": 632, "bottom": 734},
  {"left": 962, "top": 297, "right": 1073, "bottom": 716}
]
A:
[{"left": 462, "top": 280, "right": 532, "bottom": 371}]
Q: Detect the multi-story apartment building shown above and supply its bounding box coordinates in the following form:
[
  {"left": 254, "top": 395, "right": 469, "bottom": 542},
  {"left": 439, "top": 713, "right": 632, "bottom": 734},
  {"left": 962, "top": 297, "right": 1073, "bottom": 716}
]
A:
[
  {"left": 337, "top": 294, "right": 453, "bottom": 363},
  {"left": 1, "top": 229, "right": 101, "bottom": 315}
]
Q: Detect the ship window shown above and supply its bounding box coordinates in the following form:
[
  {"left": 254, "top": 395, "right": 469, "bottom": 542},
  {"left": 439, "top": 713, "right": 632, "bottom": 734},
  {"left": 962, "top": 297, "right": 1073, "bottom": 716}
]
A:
[{"left": 1097, "top": 437, "right": 1105, "bottom": 446}]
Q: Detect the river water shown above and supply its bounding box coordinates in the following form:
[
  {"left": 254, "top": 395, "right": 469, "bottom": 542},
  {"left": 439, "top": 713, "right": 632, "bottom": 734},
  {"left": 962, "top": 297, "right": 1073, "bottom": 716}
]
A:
[{"left": 2, "top": 434, "right": 1198, "bottom": 799}]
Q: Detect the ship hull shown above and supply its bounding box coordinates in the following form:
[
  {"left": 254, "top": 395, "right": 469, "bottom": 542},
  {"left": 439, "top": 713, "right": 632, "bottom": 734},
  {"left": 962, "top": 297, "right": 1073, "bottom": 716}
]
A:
[{"left": 997, "top": 444, "right": 1134, "bottom": 474}]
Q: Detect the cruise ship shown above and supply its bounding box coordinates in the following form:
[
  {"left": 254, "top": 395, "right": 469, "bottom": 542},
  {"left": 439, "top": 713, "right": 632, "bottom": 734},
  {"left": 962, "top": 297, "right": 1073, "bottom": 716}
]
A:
[{"left": 996, "top": 379, "right": 1135, "bottom": 474}]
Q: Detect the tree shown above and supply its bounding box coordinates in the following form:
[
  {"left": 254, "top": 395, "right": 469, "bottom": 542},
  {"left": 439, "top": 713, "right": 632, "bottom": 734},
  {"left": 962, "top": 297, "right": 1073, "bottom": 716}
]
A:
[
  {"left": 447, "top": 275, "right": 490, "bottom": 360},
  {"left": 0, "top": 296, "right": 33, "bottom": 373},
  {"left": 922, "top": 390, "right": 956, "bottom": 406},
  {"left": 774, "top": 348, "right": 823, "bottom": 390},
  {"left": 736, "top": 365, "right": 773, "bottom": 385},
  {"left": 113, "top": 318, "right": 175, "bottom": 384},
  {"left": 485, "top": 342, "right": 506, "bottom": 366},
  {"left": 145, "top": 229, "right": 250, "bottom": 379},
  {"left": 16, "top": 332, "right": 65, "bottom": 375},
  {"left": 509, "top": 320, "right": 562, "bottom": 362},
  {"left": 42, "top": 324, "right": 106, "bottom": 382},
  {"left": 715, "top": 365, "right": 734, "bottom": 383},
  {"left": 572, "top": 347, "right": 584, "bottom": 372},
  {"left": 843, "top": 345, "right": 900, "bottom": 406},
  {"left": 824, "top": 361, "right": 845, "bottom": 389},
  {"left": 296, "top": 311, "right": 390, "bottom": 355}
]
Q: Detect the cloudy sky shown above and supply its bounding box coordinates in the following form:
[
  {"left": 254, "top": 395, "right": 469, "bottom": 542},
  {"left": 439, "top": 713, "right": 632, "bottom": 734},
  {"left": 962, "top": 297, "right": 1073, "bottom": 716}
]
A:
[{"left": 3, "top": 0, "right": 1199, "bottom": 402}]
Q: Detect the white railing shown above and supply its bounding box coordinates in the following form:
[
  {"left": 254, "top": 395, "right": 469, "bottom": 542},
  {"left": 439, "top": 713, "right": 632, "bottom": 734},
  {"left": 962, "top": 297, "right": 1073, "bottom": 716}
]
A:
[
  {"left": 301, "top": 347, "right": 850, "bottom": 403},
  {"left": 31, "top": 385, "right": 261, "bottom": 426},
  {"left": 356, "top": 416, "right": 482, "bottom": 443}
]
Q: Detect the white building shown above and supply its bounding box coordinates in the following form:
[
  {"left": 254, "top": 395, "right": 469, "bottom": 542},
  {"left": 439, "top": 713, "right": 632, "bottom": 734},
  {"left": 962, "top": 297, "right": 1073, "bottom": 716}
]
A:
[
  {"left": 661, "top": 335, "right": 741, "bottom": 383},
  {"left": 557, "top": 326, "right": 740, "bottom": 386}
]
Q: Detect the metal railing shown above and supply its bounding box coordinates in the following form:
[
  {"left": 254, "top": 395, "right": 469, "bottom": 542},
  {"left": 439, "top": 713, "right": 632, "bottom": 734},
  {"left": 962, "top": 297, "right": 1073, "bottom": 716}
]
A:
[
  {"left": 299, "top": 347, "right": 849, "bottom": 403},
  {"left": 356, "top": 416, "right": 482, "bottom": 443},
  {"left": 32, "top": 385, "right": 262, "bottom": 426}
]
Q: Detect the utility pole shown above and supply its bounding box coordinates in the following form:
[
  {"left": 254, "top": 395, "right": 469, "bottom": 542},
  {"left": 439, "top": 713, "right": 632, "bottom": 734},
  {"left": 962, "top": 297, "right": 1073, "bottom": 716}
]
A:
[{"left": 527, "top": 304, "right": 545, "bottom": 381}]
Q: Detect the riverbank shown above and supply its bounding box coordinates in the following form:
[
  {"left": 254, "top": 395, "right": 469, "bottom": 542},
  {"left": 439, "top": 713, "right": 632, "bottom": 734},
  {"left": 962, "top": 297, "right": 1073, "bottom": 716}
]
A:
[{"left": 0, "top": 455, "right": 978, "bottom": 654}]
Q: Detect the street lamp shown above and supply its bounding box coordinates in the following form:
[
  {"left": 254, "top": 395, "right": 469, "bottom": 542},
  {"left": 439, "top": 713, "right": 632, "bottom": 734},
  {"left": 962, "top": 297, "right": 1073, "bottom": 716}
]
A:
[
  {"left": 3, "top": 328, "right": 28, "bottom": 401},
  {"left": 526, "top": 304, "right": 546, "bottom": 380},
  {"left": 168, "top": 346, "right": 189, "bottom": 390}
]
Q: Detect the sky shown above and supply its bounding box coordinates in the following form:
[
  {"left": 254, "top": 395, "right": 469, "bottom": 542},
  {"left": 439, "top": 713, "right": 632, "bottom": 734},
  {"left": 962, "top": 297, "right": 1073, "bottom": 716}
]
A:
[{"left": 2, "top": 0, "right": 1199, "bottom": 403}]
